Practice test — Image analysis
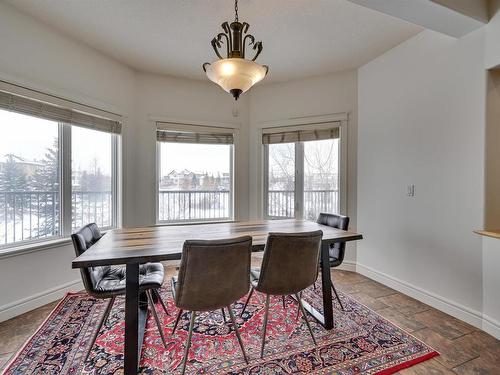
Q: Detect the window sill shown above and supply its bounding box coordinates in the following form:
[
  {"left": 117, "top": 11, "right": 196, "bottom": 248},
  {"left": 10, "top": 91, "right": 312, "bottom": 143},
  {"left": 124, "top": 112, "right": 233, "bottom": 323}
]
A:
[
  {"left": 155, "top": 220, "right": 236, "bottom": 227},
  {"left": 0, "top": 237, "right": 73, "bottom": 260}
]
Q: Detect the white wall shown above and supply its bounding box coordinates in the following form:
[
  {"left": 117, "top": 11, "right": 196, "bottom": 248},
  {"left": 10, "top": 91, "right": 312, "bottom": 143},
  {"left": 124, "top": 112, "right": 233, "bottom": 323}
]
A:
[
  {"left": 0, "top": 1, "right": 136, "bottom": 321},
  {"left": 357, "top": 29, "right": 486, "bottom": 326},
  {"left": 130, "top": 72, "right": 250, "bottom": 227},
  {"left": 248, "top": 71, "right": 358, "bottom": 266}
]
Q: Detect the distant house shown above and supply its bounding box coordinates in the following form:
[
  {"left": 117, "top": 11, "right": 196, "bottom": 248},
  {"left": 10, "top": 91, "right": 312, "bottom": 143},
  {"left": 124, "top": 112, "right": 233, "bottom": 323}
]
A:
[{"left": 0, "top": 154, "right": 42, "bottom": 177}]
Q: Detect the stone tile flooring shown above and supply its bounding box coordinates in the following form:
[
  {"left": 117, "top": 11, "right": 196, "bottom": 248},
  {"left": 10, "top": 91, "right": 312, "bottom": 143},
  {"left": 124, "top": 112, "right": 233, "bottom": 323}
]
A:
[{"left": 0, "top": 264, "right": 499, "bottom": 374}]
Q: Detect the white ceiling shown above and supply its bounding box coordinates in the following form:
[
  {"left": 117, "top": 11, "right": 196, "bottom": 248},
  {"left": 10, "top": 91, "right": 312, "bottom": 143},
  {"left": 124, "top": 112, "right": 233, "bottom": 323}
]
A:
[{"left": 6, "top": 0, "right": 423, "bottom": 82}]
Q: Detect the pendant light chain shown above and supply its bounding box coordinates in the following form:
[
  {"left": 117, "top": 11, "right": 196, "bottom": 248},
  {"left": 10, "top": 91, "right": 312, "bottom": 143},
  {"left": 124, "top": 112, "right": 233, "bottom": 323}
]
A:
[{"left": 234, "top": 0, "right": 239, "bottom": 22}]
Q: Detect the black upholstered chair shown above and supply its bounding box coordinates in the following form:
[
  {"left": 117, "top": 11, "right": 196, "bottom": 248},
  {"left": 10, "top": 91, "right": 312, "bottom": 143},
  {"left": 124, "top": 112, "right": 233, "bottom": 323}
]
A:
[
  {"left": 71, "top": 223, "right": 170, "bottom": 361},
  {"left": 241, "top": 231, "right": 323, "bottom": 358},
  {"left": 171, "top": 236, "right": 252, "bottom": 375},
  {"left": 316, "top": 212, "right": 349, "bottom": 311}
]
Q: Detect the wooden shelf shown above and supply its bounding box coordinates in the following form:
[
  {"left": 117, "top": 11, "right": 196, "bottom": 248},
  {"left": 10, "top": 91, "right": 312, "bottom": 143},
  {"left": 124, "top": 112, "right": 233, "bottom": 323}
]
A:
[{"left": 474, "top": 229, "right": 500, "bottom": 240}]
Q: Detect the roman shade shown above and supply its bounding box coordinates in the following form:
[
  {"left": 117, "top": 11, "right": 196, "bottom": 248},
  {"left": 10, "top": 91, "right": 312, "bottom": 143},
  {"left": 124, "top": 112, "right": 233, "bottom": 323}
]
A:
[
  {"left": 0, "top": 90, "right": 122, "bottom": 134},
  {"left": 156, "top": 122, "right": 234, "bottom": 145},
  {"left": 262, "top": 122, "right": 340, "bottom": 144}
]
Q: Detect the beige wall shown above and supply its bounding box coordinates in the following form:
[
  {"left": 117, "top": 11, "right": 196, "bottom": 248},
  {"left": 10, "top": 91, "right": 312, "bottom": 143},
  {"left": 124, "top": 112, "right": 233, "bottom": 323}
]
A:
[{"left": 485, "top": 70, "right": 500, "bottom": 229}]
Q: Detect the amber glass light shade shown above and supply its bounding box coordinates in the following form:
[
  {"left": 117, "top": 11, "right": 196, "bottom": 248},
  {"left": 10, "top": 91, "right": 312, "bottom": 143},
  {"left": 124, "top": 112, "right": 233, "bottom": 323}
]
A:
[{"left": 205, "top": 58, "right": 268, "bottom": 99}]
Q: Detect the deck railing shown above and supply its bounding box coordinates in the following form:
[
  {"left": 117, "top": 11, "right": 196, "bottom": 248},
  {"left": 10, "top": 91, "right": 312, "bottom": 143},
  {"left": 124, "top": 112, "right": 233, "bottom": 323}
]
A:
[
  {"left": 158, "top": 190, "right": 231, "bottom": 222},
  {"left": 268, "top": 189, "right": 339, "bottom": 219},
  {"left": 0, "top": 191, "right": 112, "bottom": 245}
]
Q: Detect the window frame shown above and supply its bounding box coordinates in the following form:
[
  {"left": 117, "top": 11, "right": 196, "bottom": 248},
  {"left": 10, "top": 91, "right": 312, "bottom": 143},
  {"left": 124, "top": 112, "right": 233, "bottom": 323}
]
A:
[
  {"left": 0, "top": 109, "right": 120, "bottom": 251},
  {"left": 263, "top": 120, "right": 348, "bottom": 220},
  {"left": 155, "top": 123, "right": 236, "bottom": 225}
]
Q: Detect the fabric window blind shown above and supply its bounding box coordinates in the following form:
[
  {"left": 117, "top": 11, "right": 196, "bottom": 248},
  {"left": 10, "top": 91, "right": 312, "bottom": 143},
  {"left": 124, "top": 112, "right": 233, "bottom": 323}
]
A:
[
  {"left": 156, "top": 123, "right": 234, "bottom": 145},
  {"left": 262, "top": 122, "right": 340, "bottom": 144},
  {"left": 0, "top": 90, "right": 121, "bottom": 134}
]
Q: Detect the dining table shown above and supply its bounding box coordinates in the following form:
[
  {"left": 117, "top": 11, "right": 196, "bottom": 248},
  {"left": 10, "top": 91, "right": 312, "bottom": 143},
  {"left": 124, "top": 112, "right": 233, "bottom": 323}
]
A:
[{"left": 72, "top": 219, "right": 363, "bottom": 374}]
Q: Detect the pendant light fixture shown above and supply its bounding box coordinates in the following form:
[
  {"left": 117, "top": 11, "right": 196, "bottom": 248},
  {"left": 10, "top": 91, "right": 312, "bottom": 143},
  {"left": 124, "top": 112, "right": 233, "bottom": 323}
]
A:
[{"left": 203, "top": 0, "right": 268, "bottom": 100}]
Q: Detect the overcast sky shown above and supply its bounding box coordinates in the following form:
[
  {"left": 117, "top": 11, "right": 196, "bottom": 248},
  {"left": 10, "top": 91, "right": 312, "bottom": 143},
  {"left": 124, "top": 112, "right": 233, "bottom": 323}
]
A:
[
  {"left": 160, "top": 142, "right": 231, "bottom": 176},
  {"left": 0, "top": 110, "right": 111, "bottom": 175}
]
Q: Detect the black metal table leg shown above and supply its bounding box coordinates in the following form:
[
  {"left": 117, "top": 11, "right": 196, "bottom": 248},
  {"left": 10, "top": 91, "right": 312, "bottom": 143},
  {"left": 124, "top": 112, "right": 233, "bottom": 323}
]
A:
[
  {"left": 319, "top": 241, "right": 334, "bottom": 329},
  {"left": 125, "top": 263, "right": 139, "bottom": 374},
  {"left": 124, "top": 263, "right": 149, "bottom": 374},
  {"left": 290, "top": 241, "right": 335, "bottom": 330}
]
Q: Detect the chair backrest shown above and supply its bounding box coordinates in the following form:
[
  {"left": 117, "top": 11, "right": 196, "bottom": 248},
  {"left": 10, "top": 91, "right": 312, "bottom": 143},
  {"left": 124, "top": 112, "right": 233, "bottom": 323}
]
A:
[
  {"left": 317, "top": 213, "right": 349, "bottom": 265},
  {"left": 71, "top": 223, "right": 107, "bottom": 296},
  {"left": 175, "top": 236, "right": 252, "bottom": 311},
  {"left": 256, "top": 230, "right": 323, "bottom": 295}
]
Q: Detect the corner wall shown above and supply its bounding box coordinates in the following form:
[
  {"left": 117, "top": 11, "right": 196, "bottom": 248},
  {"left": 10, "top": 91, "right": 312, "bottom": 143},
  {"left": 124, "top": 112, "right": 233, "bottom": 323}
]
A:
[
  {"left": 357, "top": 29, "right": 486, "bottom": 326},
  {"left": 248, "top": 71, "right": 358, "bottom": 266},
  {"left": 0, "top": 1, "right": 135, "bottom": 321}
]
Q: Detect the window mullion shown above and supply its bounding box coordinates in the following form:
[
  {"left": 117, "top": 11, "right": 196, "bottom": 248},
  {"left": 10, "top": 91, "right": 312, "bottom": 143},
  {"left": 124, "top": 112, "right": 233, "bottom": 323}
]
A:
[
  {"left": 111, "top": 134, "right": 120, "bottom": 228},
  {"left": 60, "top": 124, "right": 72, "bottom": 236},
  {"left": 295, "top": 142, "right": 304, "bottom": 219}
]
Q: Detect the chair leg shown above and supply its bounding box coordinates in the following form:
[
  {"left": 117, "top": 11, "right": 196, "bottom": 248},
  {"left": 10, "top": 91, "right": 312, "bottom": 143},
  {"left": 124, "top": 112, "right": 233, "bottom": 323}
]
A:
[
  {"left": 180, "top": 311, "right": 197, "bottom": 375},
  {"left": 295, "top": 291, "right": 302, "bottom": 320},
  {"left": 152, "top": 288, "right": 169, "bottom": 316},
  {"left": 221, "top": 307, "right": 227, "bottom": 322},
  {"left": 172, "top": 308, "right": 184, "bottom": 335},
  {"left": 227, "top": 305, "right": 249, "bottom": 364},
  {"left": 84, "top": 296, "right": 115, "bottom": 362},
  {"left": 240, "top": 287, "right": 254, "bottom": 317},
  {"left": 282, "top": 295, "right": 286, "bottom": 309},
  {"left": 146, "top": 290, "right": 167, "bottom": 348},
  {"left": 260, "top": 294, "right": 270, "bottom": 359},
  {"left": 330, "top": 280, "right": 345, "bottom": 311},
  {"left": 295, "top": 293, "right": 317, "bottom": 346}
]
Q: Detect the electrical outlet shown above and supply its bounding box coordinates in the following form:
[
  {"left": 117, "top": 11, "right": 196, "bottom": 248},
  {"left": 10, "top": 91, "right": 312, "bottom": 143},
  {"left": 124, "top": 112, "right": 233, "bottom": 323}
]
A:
[{"left": 407, "top": 184, "right": 415, "bottom": 197}]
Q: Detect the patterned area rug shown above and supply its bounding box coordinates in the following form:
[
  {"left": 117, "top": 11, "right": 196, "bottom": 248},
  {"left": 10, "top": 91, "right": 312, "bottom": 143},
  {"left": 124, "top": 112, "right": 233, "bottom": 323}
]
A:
[{"left": 3, "top": 283, "right": 438, "bottom": 374}]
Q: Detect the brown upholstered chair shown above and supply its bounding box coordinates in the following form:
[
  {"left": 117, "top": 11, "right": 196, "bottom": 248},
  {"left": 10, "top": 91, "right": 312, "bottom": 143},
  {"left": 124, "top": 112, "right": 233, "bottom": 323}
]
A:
[
  {"left": 241, "top": 231, "right": 323, "bottom": 358},
  {"left": 172, "top": 236, "right": 252, "bottom": 375}
]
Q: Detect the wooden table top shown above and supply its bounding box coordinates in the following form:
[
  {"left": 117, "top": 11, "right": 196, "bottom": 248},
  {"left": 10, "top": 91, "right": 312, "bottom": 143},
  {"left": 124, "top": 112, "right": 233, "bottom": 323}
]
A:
[
  {"left": 72, "top": 219, "right": 363, "bottom": 268},
  {"left": 474, "top": 229, "right": 500, "bottom": 240}
]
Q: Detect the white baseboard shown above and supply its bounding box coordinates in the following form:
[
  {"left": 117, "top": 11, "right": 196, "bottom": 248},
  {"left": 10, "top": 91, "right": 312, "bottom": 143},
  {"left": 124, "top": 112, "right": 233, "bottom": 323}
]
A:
[
  {"left": 0, "top": 279, "right": 83, "bottom": 322},
  {"left": 482, "top": 314, "right": 500, "bottom": 340},
  {"left": 356, "top": 263, "right": 484, "bottom": 329},
  {"left": 336, "top": 260, "right": 357, "bottom": 272}
]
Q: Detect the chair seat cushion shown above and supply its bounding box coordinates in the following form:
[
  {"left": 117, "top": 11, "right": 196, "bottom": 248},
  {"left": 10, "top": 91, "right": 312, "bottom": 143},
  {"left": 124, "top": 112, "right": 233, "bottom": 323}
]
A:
[{"left": 93, "top": 262, "right": 164, "bottom": 297}]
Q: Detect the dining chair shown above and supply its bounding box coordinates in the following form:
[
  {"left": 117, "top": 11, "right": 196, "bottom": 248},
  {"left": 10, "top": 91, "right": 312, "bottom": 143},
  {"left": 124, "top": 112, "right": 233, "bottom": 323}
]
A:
[
  {"left": 316, "top": 212, "right": 349, "bottom": 311},
  {"left": 241, "top": 231, "right": 323, "bottom": 358},
  {"left": 172, "top": 236, "right": 252, "bottom": 375},
  {"left": 71, "top": 223, "right": 169, "bottom": 361}
]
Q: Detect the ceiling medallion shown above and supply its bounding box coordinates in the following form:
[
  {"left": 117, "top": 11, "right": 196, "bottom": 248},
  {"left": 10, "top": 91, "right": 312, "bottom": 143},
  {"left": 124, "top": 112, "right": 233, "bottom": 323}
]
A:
[{"left": 203, "top": 0, "right": 268, "bottom": 100}]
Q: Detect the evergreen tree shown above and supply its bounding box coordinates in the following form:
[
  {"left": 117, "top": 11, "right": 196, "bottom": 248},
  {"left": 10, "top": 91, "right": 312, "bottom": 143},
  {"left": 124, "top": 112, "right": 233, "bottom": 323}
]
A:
[
  {"left": 0, "top": 154, "right": 27, "bottom": 192},
  {"left": 31, "top": 138, "right": 60, "bottom": 237}
]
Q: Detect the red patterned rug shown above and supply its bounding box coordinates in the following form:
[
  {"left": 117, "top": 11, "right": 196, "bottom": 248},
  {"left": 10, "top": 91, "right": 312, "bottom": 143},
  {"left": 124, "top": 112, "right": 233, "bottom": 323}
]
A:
[{"left": 3, "top": 283, "right": 438, "bottom": 374}]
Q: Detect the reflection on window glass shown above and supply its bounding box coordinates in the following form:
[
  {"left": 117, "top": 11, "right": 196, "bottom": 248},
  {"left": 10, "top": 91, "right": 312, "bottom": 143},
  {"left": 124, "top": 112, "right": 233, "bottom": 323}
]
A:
[
  {"left": 303, "top": 139, "right": 339, "bottom": 220},
  {"left": 267, "top": 143, "right": 295, "bottom": 218},
  {"left": 72, "top": 127, "right": 113, "bottom": 230},
  {"left": 0, "top": 109, "right": 60, "bottom": 244},
  {"left": 158, "top": 142, "right": 232, "bottom": 222}
]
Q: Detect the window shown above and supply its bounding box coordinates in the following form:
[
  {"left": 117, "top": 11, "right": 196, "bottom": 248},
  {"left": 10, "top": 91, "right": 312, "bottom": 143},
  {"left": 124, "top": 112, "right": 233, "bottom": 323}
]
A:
[
  {"left": 0, "top": 89, "right": 120, "bottom": 248},
  {"left": 71, "top": 126, "right": 116, "bottom": 231},
  {"left": 0, "top": 111, "right": 61, "bottom": 244},
  {"left": 157, "top": 124, "right": 233, "bottom": 223},
  {"left": 264, "top": 122, "right": 343, "bottom": 220}
]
